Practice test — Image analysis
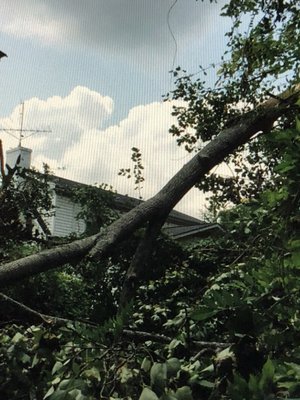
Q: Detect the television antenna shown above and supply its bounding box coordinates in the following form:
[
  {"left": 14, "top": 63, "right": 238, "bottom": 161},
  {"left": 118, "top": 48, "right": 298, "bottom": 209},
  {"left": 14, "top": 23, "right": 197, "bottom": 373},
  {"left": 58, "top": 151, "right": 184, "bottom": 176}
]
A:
[{"left": 0, "top": 101, "right": 51, "bottom": 146}]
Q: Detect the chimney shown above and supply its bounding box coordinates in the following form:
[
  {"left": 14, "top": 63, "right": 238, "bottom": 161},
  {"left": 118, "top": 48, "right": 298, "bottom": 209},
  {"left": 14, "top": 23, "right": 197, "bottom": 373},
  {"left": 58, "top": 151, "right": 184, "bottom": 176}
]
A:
[{"left": 6, "top": 145, "right": 32, "bottom": 170}]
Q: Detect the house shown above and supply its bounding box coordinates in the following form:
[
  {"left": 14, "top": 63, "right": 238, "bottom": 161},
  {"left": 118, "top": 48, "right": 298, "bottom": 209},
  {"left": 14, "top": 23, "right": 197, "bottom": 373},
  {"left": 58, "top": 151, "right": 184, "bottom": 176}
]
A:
[{"left": 5, "top": 145, "right": 222, "bottom": 241}]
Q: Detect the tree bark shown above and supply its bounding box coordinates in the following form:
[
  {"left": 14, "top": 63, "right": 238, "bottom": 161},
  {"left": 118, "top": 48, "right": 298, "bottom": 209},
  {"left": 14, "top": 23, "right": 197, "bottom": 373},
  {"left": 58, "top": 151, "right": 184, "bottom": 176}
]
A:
[
  {"left": 0, "top": 235, "right": 99, "bottom": 286},
  {"left": 119, "top": 216, "right": 167, "bottom": 307},
  {"left": 0, "top": 90, "right": 299, "bottom": 288}
]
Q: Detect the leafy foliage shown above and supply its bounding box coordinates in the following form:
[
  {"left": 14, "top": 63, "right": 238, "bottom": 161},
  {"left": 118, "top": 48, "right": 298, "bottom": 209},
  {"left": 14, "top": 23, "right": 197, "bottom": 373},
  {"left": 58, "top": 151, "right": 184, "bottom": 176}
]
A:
[
  {"left": 72, "top": 183, "right": 118, "bottom": 235},
  {"left": 166, "top": 0, "right": 300, "bottom": 213},
  {"left": 0, "top": 164, "right": 53, "bottom": 262},
  {"left": 1, "top": 1, "right": 300, "bottom": 399},
  {"left": 119, "top": 147, "right": 145, "bottom": 199},
  {"left": 2, "top": 124, "right": 300, "bottom": 397}
]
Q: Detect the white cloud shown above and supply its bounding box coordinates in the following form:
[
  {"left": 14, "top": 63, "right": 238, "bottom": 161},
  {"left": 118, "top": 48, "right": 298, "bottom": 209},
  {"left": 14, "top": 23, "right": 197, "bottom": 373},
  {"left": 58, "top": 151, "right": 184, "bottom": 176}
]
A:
[
  {"left": 52, "top": 100, "right": 193, "bottom": 193},
  {"left": 1, "top": 87, "right": 208, "bottom": 219},
  {"left": 0, "top": 2, "right": 67, "bottom": 45},
  {"left": 0, "top": 86, "right": 113, "bottom": 159}
]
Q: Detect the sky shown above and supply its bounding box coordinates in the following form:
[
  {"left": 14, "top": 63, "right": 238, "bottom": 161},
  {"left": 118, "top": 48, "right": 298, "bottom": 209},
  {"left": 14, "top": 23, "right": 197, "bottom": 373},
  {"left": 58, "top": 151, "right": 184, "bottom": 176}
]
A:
[{"left": 0, "top": 0, "right": 232, "bottom": 219}]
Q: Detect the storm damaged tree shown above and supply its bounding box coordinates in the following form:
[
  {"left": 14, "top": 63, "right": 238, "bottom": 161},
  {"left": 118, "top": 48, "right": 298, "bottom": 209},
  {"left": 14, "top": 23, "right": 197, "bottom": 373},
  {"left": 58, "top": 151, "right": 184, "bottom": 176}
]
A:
[
  {"left": 170, "top": 0, "right": 300, "bottom": 213},
  {"left": 1, "top": 2, "right": 300, "bottom": 399},
  {"left": 0, "top": 0, "right": 299, "bottom": 308}
]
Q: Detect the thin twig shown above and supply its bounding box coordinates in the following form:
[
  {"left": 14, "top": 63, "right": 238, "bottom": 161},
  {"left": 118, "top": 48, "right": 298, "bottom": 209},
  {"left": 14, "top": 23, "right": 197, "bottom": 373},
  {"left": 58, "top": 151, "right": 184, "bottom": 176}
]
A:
[{"left": 122, "top": 329, "right": 231, "bottom": 349}]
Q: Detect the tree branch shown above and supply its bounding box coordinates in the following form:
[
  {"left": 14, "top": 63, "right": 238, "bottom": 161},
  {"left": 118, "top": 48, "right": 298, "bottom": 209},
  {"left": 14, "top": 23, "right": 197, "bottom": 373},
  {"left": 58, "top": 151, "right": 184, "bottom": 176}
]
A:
[
  {"left": 119, "top": 216, "right": 167, "bottom": 307},
  {"left": 0, "top": 234, "right": 99, "bottom": 286},
  {"left": 0, "top": 292, "right": 70, "bottom": 326},
  {"left": 0, "top": 86, "right": 299, "bottom": 287},
  {"left": 122, "top": 329, "right": 231, "bottom": 349}
]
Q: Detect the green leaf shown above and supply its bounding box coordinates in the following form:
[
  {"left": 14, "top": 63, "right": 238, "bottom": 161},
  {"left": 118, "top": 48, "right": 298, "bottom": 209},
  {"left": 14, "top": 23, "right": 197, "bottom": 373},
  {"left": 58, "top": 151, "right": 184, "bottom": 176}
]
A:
[
  {"left": 52, "top": 361, "right": 63, "bottom": 374},
  {"left": 31, "top": 353, "right": 39, "bottom": 368},
  {"left": 198, "top": 380, "right": 214, "bottom": 388},
  {"left": 200, "top": 364, "right": 214, "bottom": 373},
  {"left": 175, "top": 386, "right": 193, "bottom": 400},
  {"left": 168, "top": 339, "right": 184, "bottom": 351},
  {"left": 274, "top": 160, "right": 295, "bottom": 174},
  {"left": 51, "top": 377, "right": 61, "bottom": 385},
  {"left": 160, "top": 393, "right": 177, "bottom": 400},
  {"left": 259, "top": 358, "right": 275, "bottom": 391},
  {"left": 58, "top": 379, "right": 71, "bottom": 389},
  {"left": 262, "top": 358, "right": 274, "bottom": 380},
  {"left": 139, "top": 387, "right": 159, "bottom": 400},
  {"left": 296, "top": 116, "right": 300, "bottom": 132},
  {"left": 215, "top": 347, "right": 233, "bottom": 363},
  {"left": 228, "top": 374, "right": 249, "bottom": 400},
  {"left": 291, "top": 251, "right": 300, "bottom": 267},
  {"left": 190, "top": 306, "right": 219, "bottom": 321},
  {"left": 81, "top": 367, "right": 100, "bottom": 381},
  {"left": 43, "top": 386, "right": 55, "bottom": 399},
  {"left": 166, "top": 358, "right": 181, "bottom": 378},
  {"left": 68, "top": 389, "right": 85, "bottom": 400},
  {"left": 119, "top": 365, "right": 134, "bottom": 383},
  {"left": 72, "top": 362, "right": 80, "bottom": 375},
  {"left": 141, "top": 357, "right": 152, "bottom": 372},
  {"left": 285, "top": 362, "right": 300, "bottom": 378},
  {"left": 289, "top": 240, "right": 300, "bottom": 250},
  {"left": 44, "top": 389, "right": 65, "bottom": 400},
  {"left": 248, "top": 374, "right": 259, "bottom": 394},
  {"left": 12, "top": 332, "right": 23, "bottom": 343},
  {"left": 150, "top": 363, "right": 167, "bottom": 394},
  {"left": 31, "top": 326, "right": 44, "bottom": 343},
  {"left": 20, "top": 352, "right": 31, "bottom": 364}
]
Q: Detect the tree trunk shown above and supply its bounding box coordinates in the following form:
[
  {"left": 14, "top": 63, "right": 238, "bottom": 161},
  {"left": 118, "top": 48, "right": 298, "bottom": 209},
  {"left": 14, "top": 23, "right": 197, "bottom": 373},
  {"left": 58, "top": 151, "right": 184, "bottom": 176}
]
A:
[
  {"left": 119, "top": 216, "right": 167, "bottom": 307},
  {"left": 0, "top": 90, "right": 298, "bottom": 288}
]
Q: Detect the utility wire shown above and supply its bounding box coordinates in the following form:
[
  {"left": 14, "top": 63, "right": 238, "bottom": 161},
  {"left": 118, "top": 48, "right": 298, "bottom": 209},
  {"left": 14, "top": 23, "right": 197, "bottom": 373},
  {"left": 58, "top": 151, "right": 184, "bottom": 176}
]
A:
[{"left": 167, "top": 0, "right": 178, "bottom": 88}]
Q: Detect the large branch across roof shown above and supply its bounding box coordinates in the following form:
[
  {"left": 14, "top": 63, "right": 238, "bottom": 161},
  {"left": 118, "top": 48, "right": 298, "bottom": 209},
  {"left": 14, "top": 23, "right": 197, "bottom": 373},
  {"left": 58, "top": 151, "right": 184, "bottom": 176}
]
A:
[{"left": 0, "top": 87, "right": 299, "bottom": 287}]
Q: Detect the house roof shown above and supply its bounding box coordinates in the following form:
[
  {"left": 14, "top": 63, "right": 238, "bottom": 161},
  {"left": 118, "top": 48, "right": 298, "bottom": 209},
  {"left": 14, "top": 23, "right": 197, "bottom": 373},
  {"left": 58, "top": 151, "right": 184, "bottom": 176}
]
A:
[
  {"left": 51, "top": 174, "right": 223, "bottom": 239},
  {"left": 163, "top": 223, "right": 223, "bottom": 240},
  {"left": 5, "top": 146, "right": 223, "bottom": 240}
]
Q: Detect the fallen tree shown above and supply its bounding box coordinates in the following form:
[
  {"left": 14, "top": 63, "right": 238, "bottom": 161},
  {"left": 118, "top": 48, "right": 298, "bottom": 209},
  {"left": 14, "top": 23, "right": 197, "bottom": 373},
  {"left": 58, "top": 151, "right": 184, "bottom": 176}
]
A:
[
  {"left": 1, "top": 86, "right": 299, "bottom": 302},
  {"left": 1, "top": 2, "right": 300, "bottom": 397}
]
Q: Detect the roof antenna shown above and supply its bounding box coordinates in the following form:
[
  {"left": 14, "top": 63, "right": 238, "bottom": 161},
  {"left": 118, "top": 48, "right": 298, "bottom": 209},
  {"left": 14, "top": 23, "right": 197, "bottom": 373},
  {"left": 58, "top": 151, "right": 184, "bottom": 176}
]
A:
[
  {"left": 0, "top": 101, "right": 51, "bottom": 147},
  {"left": 19, "top": 101, "right": 25, "bottom": 146}
]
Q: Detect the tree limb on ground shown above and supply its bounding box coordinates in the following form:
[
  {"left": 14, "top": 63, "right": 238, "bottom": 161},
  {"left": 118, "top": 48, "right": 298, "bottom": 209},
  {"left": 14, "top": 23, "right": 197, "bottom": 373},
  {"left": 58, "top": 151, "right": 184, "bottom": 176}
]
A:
[
  {"left": 0, "top": 292, "right": 70, "bottom": 326},
  {"left": 0, "top": 86, "right": 299, "bottom": 288},
  {"left": 122, "top": 329, "right": 231, "bottom": 349},
  {"left": 0, "top": 292, "right": 232, "bottom": 351}
]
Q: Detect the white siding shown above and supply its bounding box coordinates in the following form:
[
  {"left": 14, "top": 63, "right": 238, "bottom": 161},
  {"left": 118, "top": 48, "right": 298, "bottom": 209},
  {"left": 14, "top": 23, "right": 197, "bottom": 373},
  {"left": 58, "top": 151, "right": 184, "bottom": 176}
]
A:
[
  {"left": 43, "top": 213, "right": 54, "bottom": 235},
  {"left": 52, "top": 194, "right": 86, "bottom": 237},
  {"left": 42, "top": 182, "right": 56, "bottom": 235}
]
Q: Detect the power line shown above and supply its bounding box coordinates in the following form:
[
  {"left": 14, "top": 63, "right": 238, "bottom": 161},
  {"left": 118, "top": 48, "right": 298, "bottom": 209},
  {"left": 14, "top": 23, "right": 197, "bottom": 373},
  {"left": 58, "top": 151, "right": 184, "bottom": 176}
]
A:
[{"left": 167, "top": 0, "right": 178, "bottom": 88}]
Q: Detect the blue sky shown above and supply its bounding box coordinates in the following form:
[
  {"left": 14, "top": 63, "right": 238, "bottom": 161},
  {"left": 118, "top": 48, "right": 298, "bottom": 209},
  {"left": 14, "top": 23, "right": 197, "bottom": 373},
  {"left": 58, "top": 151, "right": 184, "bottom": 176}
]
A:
[{"left": 0, "top": 0, "right": 231, "bottom": 218}]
